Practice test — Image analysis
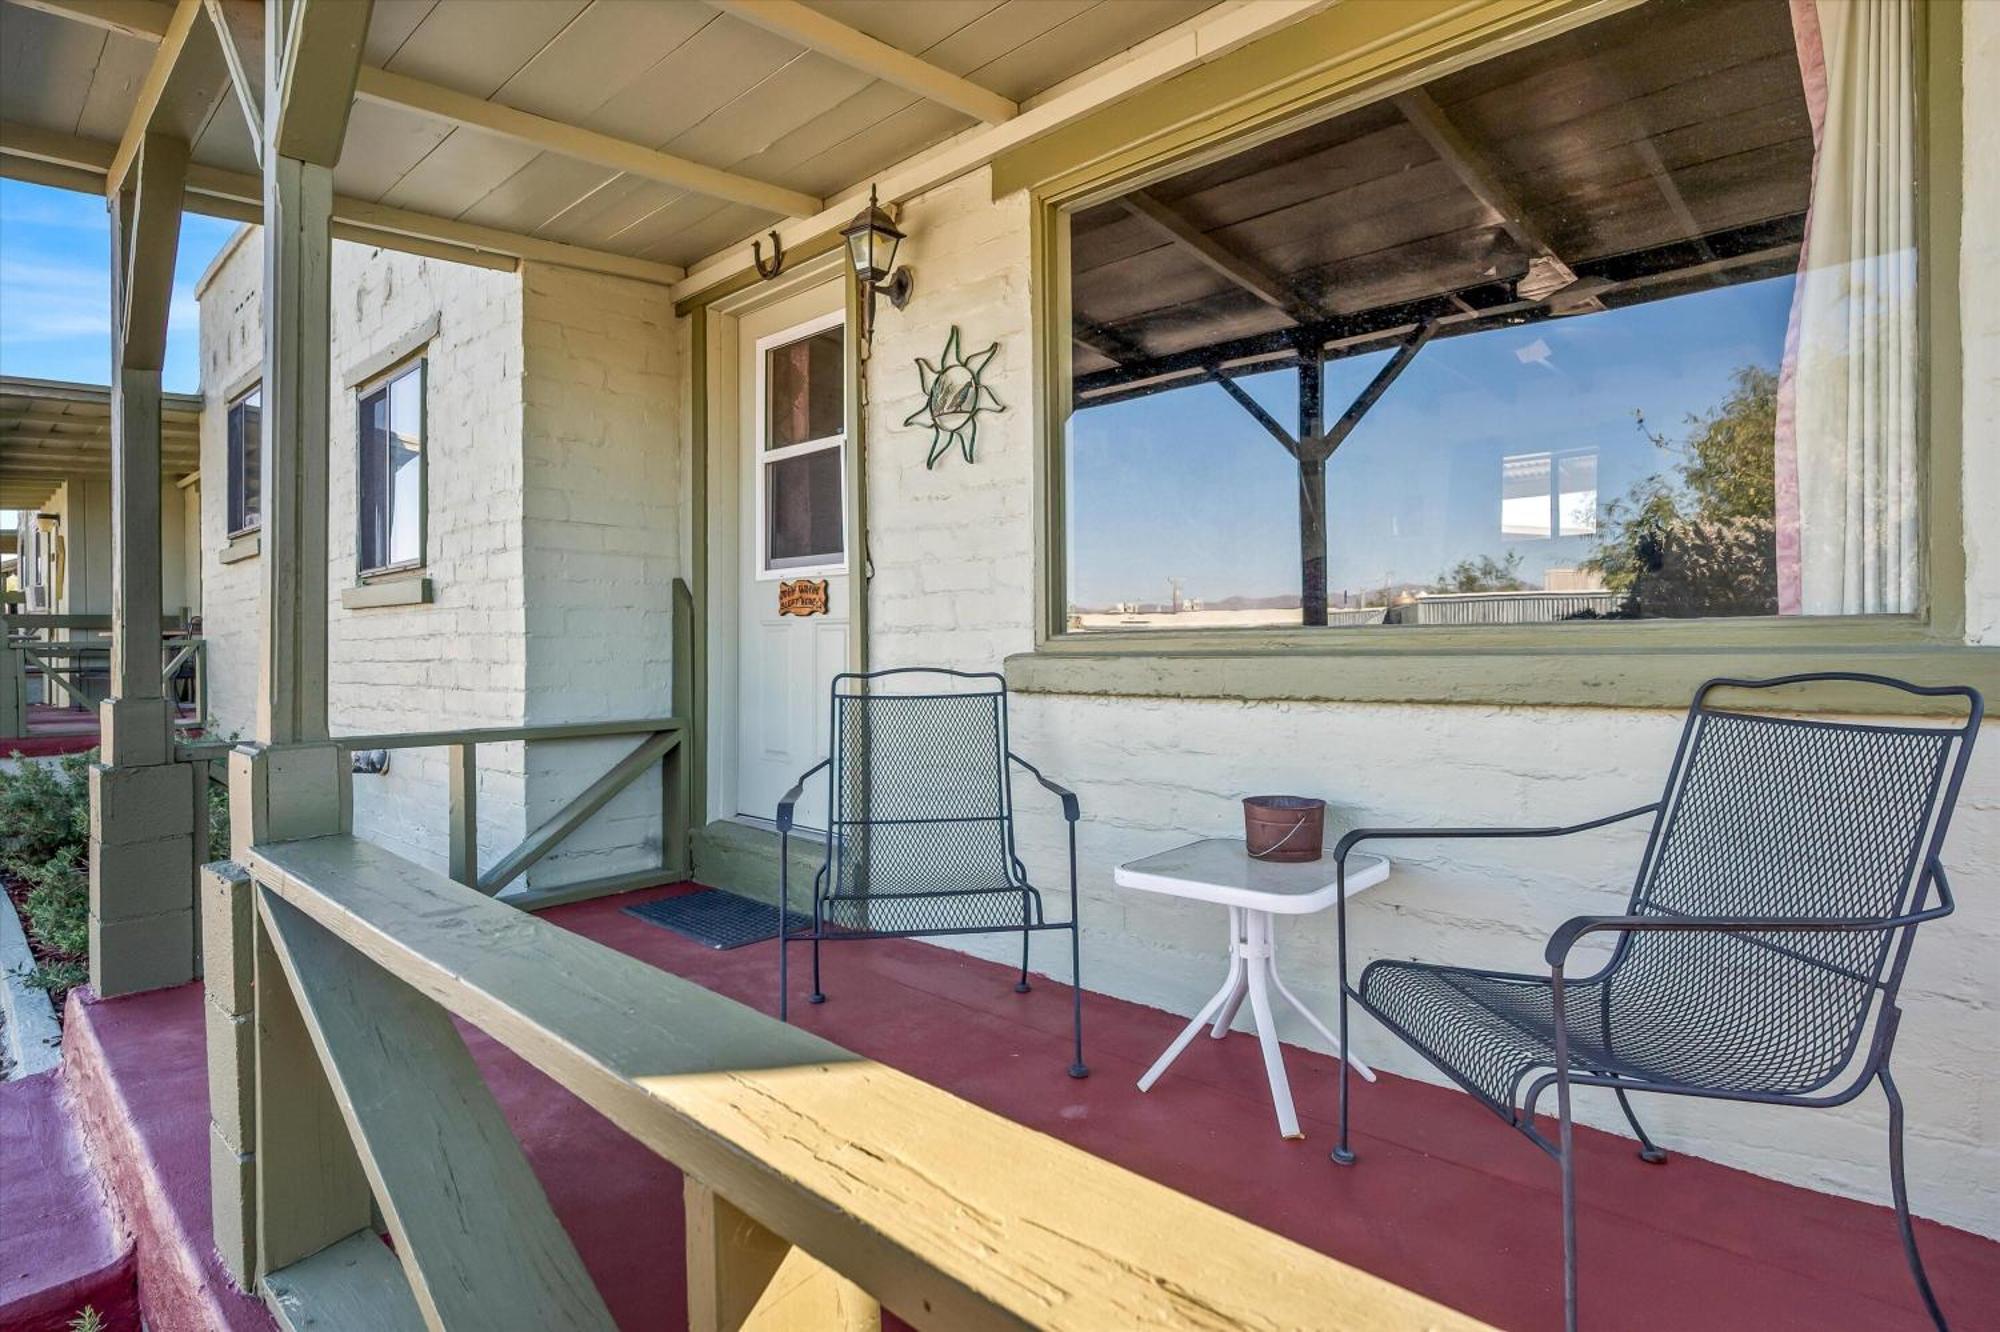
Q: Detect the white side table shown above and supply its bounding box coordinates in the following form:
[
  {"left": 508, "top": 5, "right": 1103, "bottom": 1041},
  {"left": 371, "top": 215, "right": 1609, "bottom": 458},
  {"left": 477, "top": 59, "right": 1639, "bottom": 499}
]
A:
[{"left": 1115, "top": 837, "right": 1391, "bottom": 1139}]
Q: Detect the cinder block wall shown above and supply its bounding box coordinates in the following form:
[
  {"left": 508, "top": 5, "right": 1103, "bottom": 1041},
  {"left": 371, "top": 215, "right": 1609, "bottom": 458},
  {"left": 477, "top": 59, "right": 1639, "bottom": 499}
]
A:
[{"left": 858, "top": 166, "right": 2000, "bottom": 1237}]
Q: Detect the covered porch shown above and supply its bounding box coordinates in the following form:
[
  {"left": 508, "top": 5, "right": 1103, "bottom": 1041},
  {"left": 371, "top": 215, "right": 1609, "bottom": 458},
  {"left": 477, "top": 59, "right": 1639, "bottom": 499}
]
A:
[
  {"left": 3, "top": 0, "right": 1997, "bottom": 1328},
  {"left": 32, "top": 876, "right": 2000, "bottom": 1332}
]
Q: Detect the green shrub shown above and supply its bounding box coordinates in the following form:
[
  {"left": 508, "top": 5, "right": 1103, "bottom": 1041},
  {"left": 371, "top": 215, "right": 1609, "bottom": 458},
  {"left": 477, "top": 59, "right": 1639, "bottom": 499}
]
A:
[{"left": 0, "top": 750, "right": 92, "bottom": 872}]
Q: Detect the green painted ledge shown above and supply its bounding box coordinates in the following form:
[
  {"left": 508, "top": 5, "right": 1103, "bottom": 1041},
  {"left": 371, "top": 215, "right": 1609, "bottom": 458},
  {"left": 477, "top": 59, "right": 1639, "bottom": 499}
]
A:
[
  {"left": 1005, "top": 641, "right": 2000, "bottom": 715},
  {"left": 690, "top": 819, "right": 824, "bottom": 907}
]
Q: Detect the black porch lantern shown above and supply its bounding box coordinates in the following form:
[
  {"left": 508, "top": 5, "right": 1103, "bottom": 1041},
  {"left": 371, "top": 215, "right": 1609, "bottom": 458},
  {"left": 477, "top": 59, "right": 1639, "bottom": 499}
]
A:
[{"left": 841, "top": 185, "right": 912, "bottom": 343}]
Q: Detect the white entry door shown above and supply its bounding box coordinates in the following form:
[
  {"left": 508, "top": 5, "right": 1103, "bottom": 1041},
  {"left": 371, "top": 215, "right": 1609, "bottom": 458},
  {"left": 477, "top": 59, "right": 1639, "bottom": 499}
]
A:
[{"left": 736, "top": 294, "right": 849, "bottom": 831}]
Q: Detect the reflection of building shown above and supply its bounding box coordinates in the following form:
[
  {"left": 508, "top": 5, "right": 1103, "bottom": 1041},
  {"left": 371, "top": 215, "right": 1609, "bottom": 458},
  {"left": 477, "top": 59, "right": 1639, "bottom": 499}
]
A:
[
  {"left": 1502, "top": 449, "right": 1599, "bottom": 539},
  {"left": 1394, "top": 589, "right": 1622, "bottom": 625}
]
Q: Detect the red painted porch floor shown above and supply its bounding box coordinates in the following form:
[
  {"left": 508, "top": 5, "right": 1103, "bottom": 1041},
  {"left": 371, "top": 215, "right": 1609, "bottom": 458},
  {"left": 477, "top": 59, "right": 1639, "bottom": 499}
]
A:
[
  {"left": 2, "top": 704, "right": 103, "bottom": 758},
  {"left": 56, "top": 881, "right": 2000, "bottom": 1331}
]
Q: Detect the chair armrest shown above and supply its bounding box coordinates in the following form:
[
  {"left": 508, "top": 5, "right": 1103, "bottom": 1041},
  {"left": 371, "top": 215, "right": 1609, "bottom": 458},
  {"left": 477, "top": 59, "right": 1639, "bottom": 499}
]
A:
[
  {"left": 775, "top": 758, "right": 830, "bottom": 833},
  {"left": 1544, "top": 871, "right": 1957, "bottom": 967},
  {"left": 1333, "top": 803, "right": 1659, "bottom": 867},
  {"left": 1009, "top": 752, "right": 1079, "bottom": 822}
]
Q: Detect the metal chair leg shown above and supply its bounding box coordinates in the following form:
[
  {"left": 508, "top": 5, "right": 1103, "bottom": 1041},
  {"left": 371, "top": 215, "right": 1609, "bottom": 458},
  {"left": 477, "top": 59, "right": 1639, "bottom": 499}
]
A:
[
  {"left": 1558, "top": 1087, "right": 1579, "bottom": 1332},
  {"left": 1016, "top": 909, "right": 1033, "bottom": 993},
  {"left": 1883, "top": 1067, "right": 1949, "bottom": 1330},
  {"left": 1614, "top": 1088, "right": 1668, "bottom": 1164},
  {"left": 809, "top": 934, "right": 826, "bottom": 1004},
  {"left": 1332, "top": 982, "right": 1355, "bottom": 1165},
  {"left": 1068, "top": 923, "right": 1089, "bottom": 1079}
]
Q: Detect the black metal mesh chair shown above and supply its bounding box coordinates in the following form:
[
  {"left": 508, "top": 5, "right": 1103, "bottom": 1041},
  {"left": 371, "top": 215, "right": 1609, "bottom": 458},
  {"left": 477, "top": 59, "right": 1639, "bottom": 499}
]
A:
[
  {"left": 1330, "top": 673, "right": 1981, "bottom": 1332},
  {"left": 777, "top": 668, "right": 1087, "bottom": 1078}
]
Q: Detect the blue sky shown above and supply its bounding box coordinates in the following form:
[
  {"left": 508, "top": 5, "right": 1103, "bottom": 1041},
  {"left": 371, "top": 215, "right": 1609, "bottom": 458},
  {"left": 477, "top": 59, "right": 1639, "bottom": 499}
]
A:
[
  {"left": 0, "top": 178, "right": 241, "bottom": 394},
  {"left": 1066, "top": 274, "right": 1794, "bottom": 608}
]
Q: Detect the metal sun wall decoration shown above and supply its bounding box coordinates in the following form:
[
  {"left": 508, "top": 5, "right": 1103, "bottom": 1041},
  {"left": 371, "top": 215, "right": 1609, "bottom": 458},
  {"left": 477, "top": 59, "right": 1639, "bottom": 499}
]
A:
[{"left": 904, "top": 326, "right": 1003, "bottom": 469}]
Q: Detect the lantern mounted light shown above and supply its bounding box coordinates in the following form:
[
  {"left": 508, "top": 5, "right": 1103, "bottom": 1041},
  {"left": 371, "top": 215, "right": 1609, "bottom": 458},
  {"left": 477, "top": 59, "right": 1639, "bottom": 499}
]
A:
[{"left": 841, "top": 185, "right": 912, "bottom": 343}]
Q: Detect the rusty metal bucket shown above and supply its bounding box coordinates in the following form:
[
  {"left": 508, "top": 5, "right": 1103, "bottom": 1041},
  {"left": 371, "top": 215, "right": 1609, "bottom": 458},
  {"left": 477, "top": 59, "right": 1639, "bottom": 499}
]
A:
[{"left": 1242, "top": 795, "right": 1326, "bottom": 862}]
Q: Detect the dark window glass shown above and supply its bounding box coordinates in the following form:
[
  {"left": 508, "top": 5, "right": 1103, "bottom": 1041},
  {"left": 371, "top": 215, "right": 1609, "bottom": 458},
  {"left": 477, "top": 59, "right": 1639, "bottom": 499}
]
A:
[
  {"left": 358, "top": 363, "right": 424, "bottom": 573},
  {"left": 227, "top": 388, "right": 261, "bottom": 535},
  {"left": 765, "top": 328, "right": 843, "bottom": 450},
  {"left": 767, "top": 447, "right": 843, "bottom": 567}
]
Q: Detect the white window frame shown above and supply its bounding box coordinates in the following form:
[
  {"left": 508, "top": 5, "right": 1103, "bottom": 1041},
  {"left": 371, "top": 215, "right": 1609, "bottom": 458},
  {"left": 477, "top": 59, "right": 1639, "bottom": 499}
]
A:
[{"left": 752, "top": 309, "right": 848, "bottom": 581}]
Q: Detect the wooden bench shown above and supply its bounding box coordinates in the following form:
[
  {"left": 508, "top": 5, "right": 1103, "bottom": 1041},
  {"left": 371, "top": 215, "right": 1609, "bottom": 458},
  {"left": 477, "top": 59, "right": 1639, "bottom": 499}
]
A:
[{"left": 224, "top": 832, "right": 1491, "bottom": 1331}]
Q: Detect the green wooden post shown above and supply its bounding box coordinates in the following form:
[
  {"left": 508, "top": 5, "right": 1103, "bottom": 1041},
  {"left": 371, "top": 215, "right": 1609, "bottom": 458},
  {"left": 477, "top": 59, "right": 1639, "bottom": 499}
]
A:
[{"left": 666, "top": 580, "right": 695, "bottom": 880}]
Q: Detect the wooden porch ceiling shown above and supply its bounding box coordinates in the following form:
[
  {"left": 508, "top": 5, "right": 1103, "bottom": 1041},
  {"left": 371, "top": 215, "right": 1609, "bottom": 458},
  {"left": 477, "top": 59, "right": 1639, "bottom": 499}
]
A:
[
  {"left": 0, "top": 376, "right": 203, "bottom": 507},
  {"left": 0, "top": 0, "right": 1223, "bottom": 283},
  {"left": 1069, "top": 0, "right": 1812, "bottom": 402}
]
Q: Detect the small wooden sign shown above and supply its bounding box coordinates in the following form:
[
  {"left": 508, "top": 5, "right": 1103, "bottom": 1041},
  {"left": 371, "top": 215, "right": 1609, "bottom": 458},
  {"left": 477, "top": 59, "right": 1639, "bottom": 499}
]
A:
[{"left": 778, "top": 578, "right": 829, "bottom": 617}]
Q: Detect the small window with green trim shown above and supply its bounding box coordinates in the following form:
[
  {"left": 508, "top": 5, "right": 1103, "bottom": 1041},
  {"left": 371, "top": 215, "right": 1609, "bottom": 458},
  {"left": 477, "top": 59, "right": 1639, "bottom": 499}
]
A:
[
  {"left": 356, "top": 360, "right": 425, "bottom": 576},
  {"left": 225, "top": 385, "right": 261, "bottom": 537},
  {"left": 1061, "top": 0, "right": 1920, "bottom": 634}
]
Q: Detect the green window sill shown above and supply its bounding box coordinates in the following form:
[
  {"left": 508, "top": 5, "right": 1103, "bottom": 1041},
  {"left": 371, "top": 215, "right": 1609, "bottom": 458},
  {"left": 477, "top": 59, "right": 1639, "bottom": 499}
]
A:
[
  {"left": 1006, "top": 621, "right": 2000, "bottom": 713},
  {"left": 340, "top": 575, "right": 433, "bottom": 610},
  {"left": 219, "top": 532, "right": 260, "bottom": 564}
]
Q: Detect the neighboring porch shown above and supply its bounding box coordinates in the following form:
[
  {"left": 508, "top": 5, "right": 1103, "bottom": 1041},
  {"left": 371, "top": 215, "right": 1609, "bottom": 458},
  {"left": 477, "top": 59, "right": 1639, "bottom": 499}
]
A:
[{"left": 39, "top": 877, "right": 2000, "bottom": 1332}]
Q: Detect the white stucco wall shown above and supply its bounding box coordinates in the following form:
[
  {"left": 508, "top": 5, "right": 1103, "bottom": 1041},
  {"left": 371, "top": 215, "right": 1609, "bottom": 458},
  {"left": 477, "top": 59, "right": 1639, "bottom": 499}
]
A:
[{"left": 857, "top": 163, "right": 2000, "bottom": 1239}]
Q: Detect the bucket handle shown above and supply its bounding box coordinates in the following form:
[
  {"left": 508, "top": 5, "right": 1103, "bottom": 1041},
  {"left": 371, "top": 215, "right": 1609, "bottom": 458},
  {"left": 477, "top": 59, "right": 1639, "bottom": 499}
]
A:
[{"left": 1248, "top": 812, "right": 1311, "bottom": 859}]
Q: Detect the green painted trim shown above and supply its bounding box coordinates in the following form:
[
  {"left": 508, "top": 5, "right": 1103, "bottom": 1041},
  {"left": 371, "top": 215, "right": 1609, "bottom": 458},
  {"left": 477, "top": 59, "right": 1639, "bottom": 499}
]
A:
[
  {"left": 688, "top": 308, "right": 711, "bottom": 831},
  {"left": 1014, "top": 0, "right": 1976, "bottom": 704},
  {"left": 690, "top": 818, "right": 823, "bottom": 907},
  {"left": 1006, "top": 643, "right": 2000, "bottom": 715},
  {"left": 220, "top": 532, "right": 261, "bottom": 564},
  {"left": 671, "top": 231, "right": 845, "bottom": 320},
  {"left": 845, "top": 260, "right": 869, "bottom": 674},
  {"left": 1919, "top": 2, "right": 1966, "bottom": 640},
  {"left": 338, "top": 576, "right": 432, "bottom": 610},
  {"left": 992, "top": 0, "right": 1638, "bottom": 204}
]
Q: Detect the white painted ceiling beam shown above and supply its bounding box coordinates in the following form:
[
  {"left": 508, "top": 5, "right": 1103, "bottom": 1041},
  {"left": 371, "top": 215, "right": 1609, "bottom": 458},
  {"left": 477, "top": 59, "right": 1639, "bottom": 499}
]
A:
[
  {"left": 104, "top": 0, "right": 230, "bottom": 197},
  {"left": 6, "top": 0, "right": 821, "bottom": 217},
  {"left": 710, "top": 0, "right": 1019, "bottom": 125},
  {"left": 674, "top": 0, "right": 1337, "bottom": 302},
  {"left": 351, "top": 67, "right": 821, "bottom": 218},
  {"left": 0, "top": 122, "right": 685, "bottom": 286}
]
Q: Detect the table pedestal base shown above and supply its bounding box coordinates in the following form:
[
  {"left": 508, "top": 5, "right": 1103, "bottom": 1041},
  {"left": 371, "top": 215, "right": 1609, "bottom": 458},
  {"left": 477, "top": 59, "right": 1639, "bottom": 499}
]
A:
[{"left": 1136, "top": 906, "right": 1375, "bottom": 1139}]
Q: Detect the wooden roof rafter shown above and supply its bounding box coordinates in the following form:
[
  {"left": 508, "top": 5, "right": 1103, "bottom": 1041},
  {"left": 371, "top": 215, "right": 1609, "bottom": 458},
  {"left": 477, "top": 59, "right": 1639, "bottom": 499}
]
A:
[
  {"left": 711, "top": 0, "right": 1020, "bottom": 125},
  {"left": 1074, "top": 218, "right": 1804, "bottom": 409},
  {"left": 1390, "top": 87, "right": 1598, "bottom": 309},
  {"left": 1120, "top": 189, "right": 1320, "bottom": 325}
]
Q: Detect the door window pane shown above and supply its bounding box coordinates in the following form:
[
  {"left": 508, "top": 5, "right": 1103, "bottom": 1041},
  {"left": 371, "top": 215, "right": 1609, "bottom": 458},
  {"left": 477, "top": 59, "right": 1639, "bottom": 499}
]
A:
[
  {"left": 767, "top": 447, "right": 843, "bottom": 568},
  {"left": 766, "top": 328, "right": 843, "bottom": 450}
]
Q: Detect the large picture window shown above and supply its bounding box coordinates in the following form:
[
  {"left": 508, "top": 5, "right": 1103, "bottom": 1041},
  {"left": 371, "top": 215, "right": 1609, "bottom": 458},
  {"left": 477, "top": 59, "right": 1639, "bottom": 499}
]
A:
[
  {"left": 1062, "top": 0, "right": 1919, "bottom": 633},
  {"left": 357, "top": 360, "right": 425, "bottom": 576},
  {"left": 225, "top": 385, "right": 260, "bottom": 537}
]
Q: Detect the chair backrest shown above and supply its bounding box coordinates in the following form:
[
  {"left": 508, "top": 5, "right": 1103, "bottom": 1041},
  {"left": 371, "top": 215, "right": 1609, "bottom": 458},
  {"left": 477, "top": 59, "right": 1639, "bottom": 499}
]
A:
[
  {"left": 1610, "top": 673, "right": 1981, "bottom": 1093},
  {"left": 823, "top": 668, "right": 1021, "bottom": 902}
]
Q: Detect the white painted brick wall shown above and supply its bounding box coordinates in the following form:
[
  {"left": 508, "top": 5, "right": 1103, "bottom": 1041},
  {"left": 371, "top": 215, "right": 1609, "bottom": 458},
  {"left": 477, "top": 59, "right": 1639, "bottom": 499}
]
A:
[
  {"left": 197, "top": 243, "right": 682, "bottom": 893},
  {"left": 859, "top": 169, "right": 2000, "bottom": 1238},
  {"left": 518, "top": 264, "right": 680, "bottom": 889}
]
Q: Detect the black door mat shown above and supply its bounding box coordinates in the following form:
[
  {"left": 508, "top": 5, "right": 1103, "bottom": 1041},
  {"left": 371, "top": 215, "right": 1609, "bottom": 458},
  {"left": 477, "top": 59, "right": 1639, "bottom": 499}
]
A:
[{"left": 624, "top": 889, "right": 811, "bottom": 950}]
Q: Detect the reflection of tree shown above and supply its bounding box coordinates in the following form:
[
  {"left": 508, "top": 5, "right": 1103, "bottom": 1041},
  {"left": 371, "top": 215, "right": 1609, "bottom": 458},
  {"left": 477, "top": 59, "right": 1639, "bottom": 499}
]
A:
[
  {"left": 1432, "top": 551, "right": 1531, "bottom": 593},
  {"left": 1586, "top": 365, "right": 1778, "bottom": 618}
]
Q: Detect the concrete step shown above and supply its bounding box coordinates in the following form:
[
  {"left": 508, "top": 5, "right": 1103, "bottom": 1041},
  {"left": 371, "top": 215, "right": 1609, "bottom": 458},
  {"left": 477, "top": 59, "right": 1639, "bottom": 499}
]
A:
[{"left": 0, "top": 1069, "right": 138, "bottom": 1332}]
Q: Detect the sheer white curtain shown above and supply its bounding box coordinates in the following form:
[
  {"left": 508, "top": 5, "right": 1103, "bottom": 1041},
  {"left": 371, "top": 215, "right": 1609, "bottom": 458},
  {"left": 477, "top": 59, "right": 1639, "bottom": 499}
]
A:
[{"left": 1776, "top": 0, "right": 1919, "bottom": 616}]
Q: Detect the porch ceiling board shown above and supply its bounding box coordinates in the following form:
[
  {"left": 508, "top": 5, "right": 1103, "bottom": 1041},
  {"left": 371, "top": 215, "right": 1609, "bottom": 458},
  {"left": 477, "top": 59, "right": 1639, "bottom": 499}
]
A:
[
  {"left": 1, "top": 378, "right": 203, "bottom": 484},
  {"left": 1, "top": 0, "right": 1233, "bottom": 275}
]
